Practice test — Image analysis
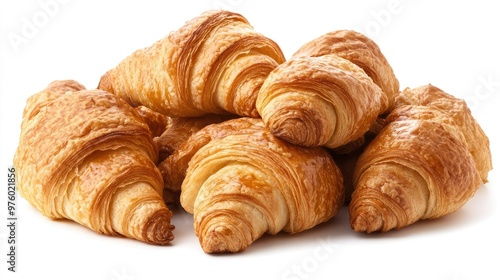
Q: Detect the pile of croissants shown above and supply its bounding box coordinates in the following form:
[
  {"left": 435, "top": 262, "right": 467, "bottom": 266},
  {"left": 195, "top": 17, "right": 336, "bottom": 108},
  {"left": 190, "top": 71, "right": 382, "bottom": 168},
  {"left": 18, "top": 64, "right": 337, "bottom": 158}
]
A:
[{"left": 14, "top": 10, "right": 492, "bottom": 253}]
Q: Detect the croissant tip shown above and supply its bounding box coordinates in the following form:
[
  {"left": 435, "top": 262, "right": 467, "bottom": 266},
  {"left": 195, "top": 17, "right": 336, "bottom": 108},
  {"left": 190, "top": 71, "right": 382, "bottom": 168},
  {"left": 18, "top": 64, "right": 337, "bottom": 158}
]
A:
[
  {"left": 143, "top": 210, "right": 175, "bottom": 245},
  {"left": 350, "top": 207, "right": 384, "bottom": 233},
  {"left": 351, "top": 215, "right": 380, "bottom": 233},
  {"left": 201, "top": 227, "right": 246, "bottom": 254},
  {"left": 270, "top": 117, "right": 311, "bottom": 147},
  {"left": 351, "top": 216, "right": 368, "bottom": 232}
]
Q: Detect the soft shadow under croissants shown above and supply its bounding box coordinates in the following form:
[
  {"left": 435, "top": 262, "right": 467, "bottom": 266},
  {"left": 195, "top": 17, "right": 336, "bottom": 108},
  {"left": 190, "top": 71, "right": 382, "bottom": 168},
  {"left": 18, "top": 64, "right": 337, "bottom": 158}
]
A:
[{"left": 13, "top": 10, "right": 492, "bottom": 252}]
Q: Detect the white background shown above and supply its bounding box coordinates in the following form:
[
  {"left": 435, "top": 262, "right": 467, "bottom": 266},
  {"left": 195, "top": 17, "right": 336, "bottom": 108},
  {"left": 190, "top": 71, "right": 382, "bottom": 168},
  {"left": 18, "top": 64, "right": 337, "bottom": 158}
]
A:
[{"left": 1, "top": 1, "right": 499, "bottom": 279}]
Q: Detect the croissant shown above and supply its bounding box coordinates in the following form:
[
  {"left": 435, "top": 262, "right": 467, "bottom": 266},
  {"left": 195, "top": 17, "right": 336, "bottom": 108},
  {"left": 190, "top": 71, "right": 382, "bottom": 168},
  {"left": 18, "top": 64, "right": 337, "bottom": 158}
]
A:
[
  {"left": 292, "top": 30, "right": 400, "bottom": 110},
  {"left": 98, "top": 10, "right": 286, "bottom": 117},
  {"left": 162, "top": 118, "right": 344, "bottom": 253},
  {"left": 13, "top": 81, "right": 174, "bottom": 245},
  {"left": 256, "top": 53, "right": 388, "bottom": 148},
  {"left": 349, "top": 84, "right": 490, "bottom": 233}
]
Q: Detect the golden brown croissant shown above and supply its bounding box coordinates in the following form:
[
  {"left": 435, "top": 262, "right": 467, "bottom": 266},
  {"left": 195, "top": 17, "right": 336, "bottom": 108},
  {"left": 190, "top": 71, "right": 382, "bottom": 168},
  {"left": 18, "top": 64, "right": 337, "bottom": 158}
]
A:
[
  {"left": 14, "top": 81, "right": 174, "bottom": 245},
  {"left": 98, "top": 10, "right": 286, "bottom": 117},
  {"left": 162, "top": 118, "right": 344, "bottom": 253},
  {"left": 292, "top": 30, "right": 400, "bottom": 110},
  {"left": 256, "top": 53, "right": 388, "bottom": 148},
  {"left": 349, "top": 84, "right": 490, "bottom": 233}
]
